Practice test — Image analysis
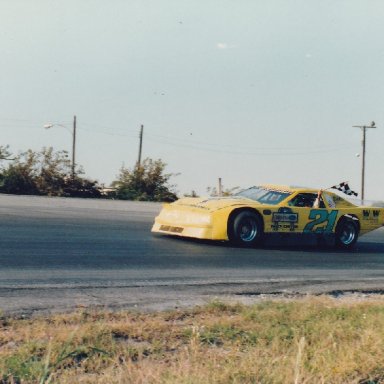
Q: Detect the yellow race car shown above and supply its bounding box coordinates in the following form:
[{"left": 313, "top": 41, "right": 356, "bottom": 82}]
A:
[{"left": 152, "top": 185, "right": 384, "bottom": 249}]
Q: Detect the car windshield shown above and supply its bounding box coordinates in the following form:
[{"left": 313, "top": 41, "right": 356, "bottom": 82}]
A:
[{"left": 235, "top": 187, "right": 292, "bottom": 205}]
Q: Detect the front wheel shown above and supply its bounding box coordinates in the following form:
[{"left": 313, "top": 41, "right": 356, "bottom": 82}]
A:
[
  {"left": 228, "top": 211, "right": 263, "bottom": 247},
  {"left": 335, "top": 218, "right": 359, "bottom": 249}
]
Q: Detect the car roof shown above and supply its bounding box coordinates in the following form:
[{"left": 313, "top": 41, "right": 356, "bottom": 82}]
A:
[{"left": 260, "top": 184, "right": 318, "bottom": 194}]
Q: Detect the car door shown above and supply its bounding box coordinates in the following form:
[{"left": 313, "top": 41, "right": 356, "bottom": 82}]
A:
[
  {"left": 268, "top": 192, "right": 339, "bottom": 235},
  {"left": 302, "top": 192, "right": 339, "bottom": 234},
  {"left": 276, "top": 192, "right": 319, "bottom": 234},
  {"left": 267, "top": 192, "right": 316, "bottom": 233}
]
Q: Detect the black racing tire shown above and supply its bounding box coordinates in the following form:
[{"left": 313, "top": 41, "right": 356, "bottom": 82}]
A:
[
  {"left": 335, "top": 218, "right": 359, "bottom": 249},
  {"left": 228, "top": 210, "right": 263, "bottom": 247}
]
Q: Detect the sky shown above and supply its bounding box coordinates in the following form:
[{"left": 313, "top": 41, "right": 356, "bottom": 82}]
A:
[{"left": 1, "top": 0, "right": 384, "bottom": 200}]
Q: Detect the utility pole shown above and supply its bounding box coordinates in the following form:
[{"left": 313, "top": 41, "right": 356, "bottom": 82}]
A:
[
  {"left": 353, "top": 121, "right": 376, "bottom": 202},
  {"left": 137, "top": 124, "right": 144, "bottom": 166},
  {"left": 72, "top": 115, "right": 77, "bottom": 179},
  {"left": 218, "top": 178, "right": 223, "bottom": 197}
]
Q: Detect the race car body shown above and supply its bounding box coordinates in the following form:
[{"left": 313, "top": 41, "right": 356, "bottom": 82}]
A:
[{"left": 151, "top": 185, "right": 384, "bottom": 248}]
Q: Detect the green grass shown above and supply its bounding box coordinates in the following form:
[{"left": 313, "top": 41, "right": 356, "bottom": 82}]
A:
[{"left": 2, "top": 296, "right": 384, "bottom": 383}]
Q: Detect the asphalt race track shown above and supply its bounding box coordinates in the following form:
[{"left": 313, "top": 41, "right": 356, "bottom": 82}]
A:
[{"left": 1, "top": 194, "right": 384, "bottom": 315}]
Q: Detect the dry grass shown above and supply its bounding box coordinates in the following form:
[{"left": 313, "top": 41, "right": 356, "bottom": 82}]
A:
[{"left": 2, "top": 296, "right": 384, "bottom": 383}]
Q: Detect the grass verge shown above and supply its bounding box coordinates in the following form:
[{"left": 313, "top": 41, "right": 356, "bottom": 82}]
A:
[{"left": 1, "top": 296, "right": 384, "bottom": 383}]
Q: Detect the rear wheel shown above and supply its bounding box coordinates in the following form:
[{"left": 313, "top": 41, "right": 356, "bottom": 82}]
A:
[
  {"left": 335, "top": 218, "right": 359, "bottom": 249},
  {"left": 228, "top": 210, "right": 263, "bottom": 247}
]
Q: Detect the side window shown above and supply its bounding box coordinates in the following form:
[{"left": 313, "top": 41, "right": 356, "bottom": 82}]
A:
[
  {"left": 323, "top": 193, "right": 336, "bottom": 208},
  {"left": 288, "top": 193, "right": 317, "bottom": 208}
]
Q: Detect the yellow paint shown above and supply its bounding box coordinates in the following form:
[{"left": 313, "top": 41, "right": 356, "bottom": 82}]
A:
[{"left": 152, "top": 185, "right": 384, "bottom": 241}]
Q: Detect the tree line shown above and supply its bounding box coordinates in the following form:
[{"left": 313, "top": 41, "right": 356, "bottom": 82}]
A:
[{"left": 0, "top": 145, "right": 177, "bottom": 201}]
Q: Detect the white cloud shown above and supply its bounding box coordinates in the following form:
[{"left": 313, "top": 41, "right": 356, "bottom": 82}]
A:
[{"left": 217, "top": 42, "right": 235, "bottom": 50}]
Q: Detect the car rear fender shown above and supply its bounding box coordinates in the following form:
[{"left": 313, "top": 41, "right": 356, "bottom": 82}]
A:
[{"left": 337, "top": 214, "right": 360, "bottom": 232}]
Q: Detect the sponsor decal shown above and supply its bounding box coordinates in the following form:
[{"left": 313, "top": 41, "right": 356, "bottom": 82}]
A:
[
  {"left": 160, "top": 225, "right": 184, "bottom": 233},
  {"left": 272, "top": 213, "right": 298, "bottom": 223},
  {"left": 303, "top": 210, "right": 338, "bottom": 233},
  {"left": 272, "top": 207, "right": 298, "bottom": 232},
  {"left": 271, "top": 224, "right": 299, "bottom": 230},
  {"left": 362, "top": 210, "right": 380, "bottom": 222}
]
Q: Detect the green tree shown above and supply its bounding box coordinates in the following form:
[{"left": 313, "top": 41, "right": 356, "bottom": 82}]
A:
[
  {"left": 0, "top": 145, "right": 12, "bottom": 161},
  {"left": 112, "top": 158, "right": 178, "bottom": 202},
  {"left": 62, "top": 177, "right": 101, "bottom": 198},
  {"left": 0, "top": 149, "right": 40, "bottom": 195},
  {"left": 0, "top": 147, "right": 101, "bottom": 197},
  {"left": 34, "top": 147, "right": 72, "bottom": 195}
]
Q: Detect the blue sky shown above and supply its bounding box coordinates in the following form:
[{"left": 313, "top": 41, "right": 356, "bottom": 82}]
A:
[{"left": 1, "top": 1, "right": 384, "bottom": 200}]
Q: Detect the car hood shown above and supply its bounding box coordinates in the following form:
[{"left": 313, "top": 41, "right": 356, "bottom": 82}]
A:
[{"left": 172, "top": 196, "right": 257, "bottom": 211}]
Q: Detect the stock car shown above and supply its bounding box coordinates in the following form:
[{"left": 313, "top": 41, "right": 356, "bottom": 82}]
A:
[{"left": 151, "top": 185, "right": 384, "bottom": 249}]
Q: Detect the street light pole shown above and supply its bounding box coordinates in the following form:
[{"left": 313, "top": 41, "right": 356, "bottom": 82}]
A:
[
  {"left": 72, "top": 115, "right": 76, "bottom": 179},
  {"left": 353, "top": 121, "right": 376, "bottom": 203},
  {"left": 44, "top": 115, "right": 77, "bottom": 179}
]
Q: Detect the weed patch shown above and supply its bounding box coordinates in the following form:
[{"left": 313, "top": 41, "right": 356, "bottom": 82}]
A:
[{"left": 2, "top": 297, "right": 384, "bottom": 383}]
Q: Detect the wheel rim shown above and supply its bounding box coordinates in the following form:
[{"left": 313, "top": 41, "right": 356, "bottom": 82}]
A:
[
  {"left": 339, "top": 222, "right": 356, "bottom": 245},
  {"left": 239, "top": 217, "right": 257, "bottom": 242}
]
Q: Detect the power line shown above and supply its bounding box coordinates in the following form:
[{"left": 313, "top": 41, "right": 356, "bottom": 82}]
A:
[
  {"left": 145, "top": 135, "right": 350, "bottom": 156},
  {"left": 0, "top": 116, "right": 358, "bottom": 157}
]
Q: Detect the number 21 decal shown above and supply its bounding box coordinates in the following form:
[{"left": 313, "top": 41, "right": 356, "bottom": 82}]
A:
[{"left": 303, "top": 210, "right": 339, "bottom": 233}]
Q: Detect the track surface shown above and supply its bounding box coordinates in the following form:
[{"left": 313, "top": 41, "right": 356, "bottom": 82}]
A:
[{"left": 1, "top": 195, "right": 384, "bottom": 315}]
